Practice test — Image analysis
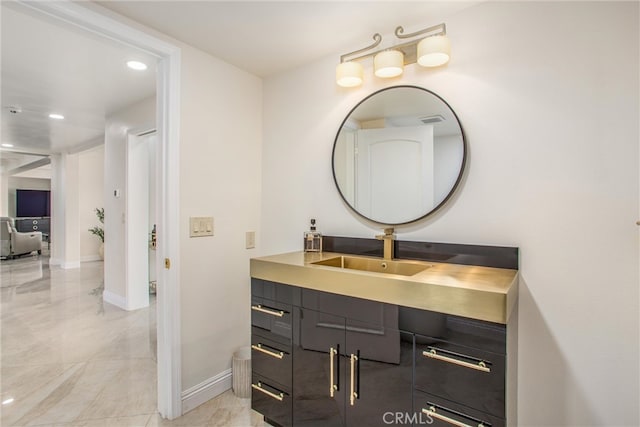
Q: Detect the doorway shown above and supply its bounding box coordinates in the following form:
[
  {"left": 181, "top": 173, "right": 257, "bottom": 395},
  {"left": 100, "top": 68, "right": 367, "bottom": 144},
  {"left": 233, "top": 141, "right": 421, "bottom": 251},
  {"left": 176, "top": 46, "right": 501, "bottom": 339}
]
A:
[{"left": 17, "top": 0, "right": 183, "bottom": 419}]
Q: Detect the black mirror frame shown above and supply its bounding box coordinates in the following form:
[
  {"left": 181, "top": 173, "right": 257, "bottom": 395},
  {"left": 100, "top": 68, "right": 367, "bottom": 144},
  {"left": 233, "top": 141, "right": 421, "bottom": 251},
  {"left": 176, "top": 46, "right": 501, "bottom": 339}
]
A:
[{"left": 332, "top": 85, "right": 467, "bottom": 225}]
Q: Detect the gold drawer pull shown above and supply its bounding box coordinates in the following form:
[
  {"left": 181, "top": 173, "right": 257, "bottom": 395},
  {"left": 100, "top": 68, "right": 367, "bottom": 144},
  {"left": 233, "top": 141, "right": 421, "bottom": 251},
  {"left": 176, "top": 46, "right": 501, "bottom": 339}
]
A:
[
  {"left": 349, "top": 353, "right": 358, "bottom": 406},
  {"left": 329, "top": 347, "right": 338, "bottom": 397},
  {"left": 422, "top": 406, "right": 487, "bottom": 427},
  {"left": 423, "top": 348, "right": 490, "bottom": 373},
  {"left": 251, "top": 304, "right": 285, "bottom": 317},
  {"left": 251, "top": 382, "right": 284, "bottom": 401},
  {"left": 251, "top": 343, "right": 284, "bottom": 359}
]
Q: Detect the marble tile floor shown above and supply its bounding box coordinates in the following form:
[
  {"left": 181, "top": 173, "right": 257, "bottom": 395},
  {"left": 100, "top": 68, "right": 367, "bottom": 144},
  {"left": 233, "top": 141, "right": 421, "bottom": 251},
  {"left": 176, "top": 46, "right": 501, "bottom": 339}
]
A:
[{"left": 1, "top": 254, "right": 263, "bottom": 426}]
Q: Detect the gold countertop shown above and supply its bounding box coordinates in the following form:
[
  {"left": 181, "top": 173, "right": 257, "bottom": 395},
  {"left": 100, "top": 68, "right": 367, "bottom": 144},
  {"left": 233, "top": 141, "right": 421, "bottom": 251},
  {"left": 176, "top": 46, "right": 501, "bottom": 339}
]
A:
[{"left": 250, "top": 251, "right": 518, "bottom": 324}]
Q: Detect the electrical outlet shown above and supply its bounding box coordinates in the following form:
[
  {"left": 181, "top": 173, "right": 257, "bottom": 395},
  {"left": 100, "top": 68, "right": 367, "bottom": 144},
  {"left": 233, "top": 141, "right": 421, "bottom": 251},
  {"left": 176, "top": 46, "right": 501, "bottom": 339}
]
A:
[{"left": 245, "top": 231, "right": 255, "bottom": 249}]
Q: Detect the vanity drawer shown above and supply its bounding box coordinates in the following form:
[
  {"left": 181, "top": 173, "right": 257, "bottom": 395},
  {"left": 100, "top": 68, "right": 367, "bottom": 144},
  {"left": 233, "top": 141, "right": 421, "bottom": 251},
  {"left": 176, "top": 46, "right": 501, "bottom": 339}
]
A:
[
  {"left": 400, "top": 306, "right": 506, "bottom": 355},
  {"left": 251, "top": 296, "right": 292, "bottom": 345},
  {"left": 252, "top": 373, "right": 292, "bottom": 427},
  {"left": 251, "top": 335, "right": 292, "bottom": 387},
  {"left": 415, "top": 337, "right": 506, "bottom": 418},
  {"left": 414, "top": 390, "right": 504, "bottom": 427}
]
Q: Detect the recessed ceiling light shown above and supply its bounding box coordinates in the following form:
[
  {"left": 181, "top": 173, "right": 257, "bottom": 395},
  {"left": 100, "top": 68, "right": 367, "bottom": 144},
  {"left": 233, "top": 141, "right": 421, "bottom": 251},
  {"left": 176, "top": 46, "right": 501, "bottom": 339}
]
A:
[
  {"left": 49, "top": 113, "right": 64, "bottom": 120},
  {"left": 2, "top": 143, "right": 14, "bottom": 148},
  {"left": 127, "top": 60, "right": 148, "bottom": 71}
]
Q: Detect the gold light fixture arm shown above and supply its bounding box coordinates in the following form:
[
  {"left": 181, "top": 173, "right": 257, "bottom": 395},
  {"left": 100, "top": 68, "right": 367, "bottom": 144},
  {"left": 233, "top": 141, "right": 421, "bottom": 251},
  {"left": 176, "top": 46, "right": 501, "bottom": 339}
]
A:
[
  {"left": 395, "top": 23, "right": 446, "bottom": 39},
  {"left": 340, "top": 33, "right": 382, "bottom": 63},
  {"left": 335, "top": 22, "right": 450, "bottom": 87}
]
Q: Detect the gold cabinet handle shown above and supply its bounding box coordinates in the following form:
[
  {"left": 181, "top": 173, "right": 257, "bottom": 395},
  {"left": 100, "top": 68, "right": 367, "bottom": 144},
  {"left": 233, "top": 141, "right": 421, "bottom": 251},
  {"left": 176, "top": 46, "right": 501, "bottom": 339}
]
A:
[
  {"left": 423, "top": 348, "right": 490, "bottom": 373},
  {"left": 329, "top": 347, "right": 337, "bottom": 397},
  {"left": 251, "top": 343, "right": 284, "bottom": 359},
  {"left": 349, "top": 353, "right": 358, "bottom": 406},
  {"left": 251, "top": 382, "right": 284, "bottom": 402},
  {"left": 251, "top": 304, "right": 285, "bottom": 317},
  {"left": 422, "top": 405, "right": 487, "bottom": 427}
]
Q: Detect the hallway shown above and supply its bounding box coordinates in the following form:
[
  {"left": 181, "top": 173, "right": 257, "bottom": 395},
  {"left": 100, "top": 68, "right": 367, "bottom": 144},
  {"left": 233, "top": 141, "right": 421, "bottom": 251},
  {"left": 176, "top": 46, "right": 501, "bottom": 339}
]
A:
[{"left": 0, "top": 255, "right": 261, "bottom": 426}]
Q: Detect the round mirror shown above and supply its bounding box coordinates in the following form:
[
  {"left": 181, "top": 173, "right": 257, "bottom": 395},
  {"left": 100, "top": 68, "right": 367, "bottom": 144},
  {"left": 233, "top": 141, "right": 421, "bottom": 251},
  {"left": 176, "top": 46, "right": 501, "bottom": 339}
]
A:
[{"left": 332, "top": 85, "right": 466, "bottom": 225}]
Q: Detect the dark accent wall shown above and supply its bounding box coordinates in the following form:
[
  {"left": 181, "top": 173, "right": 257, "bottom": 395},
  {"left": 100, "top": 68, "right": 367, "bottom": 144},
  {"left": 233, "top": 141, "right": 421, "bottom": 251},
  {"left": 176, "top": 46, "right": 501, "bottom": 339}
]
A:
[{"left": 322, "top": 236, "right": 519, "bottom": 269}]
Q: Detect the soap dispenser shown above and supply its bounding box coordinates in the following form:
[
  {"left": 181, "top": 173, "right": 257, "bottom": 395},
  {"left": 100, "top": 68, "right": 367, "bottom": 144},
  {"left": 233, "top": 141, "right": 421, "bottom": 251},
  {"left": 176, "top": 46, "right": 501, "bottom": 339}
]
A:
[{"left": 304, "top": 219, "right": 322, "bottom": 253}]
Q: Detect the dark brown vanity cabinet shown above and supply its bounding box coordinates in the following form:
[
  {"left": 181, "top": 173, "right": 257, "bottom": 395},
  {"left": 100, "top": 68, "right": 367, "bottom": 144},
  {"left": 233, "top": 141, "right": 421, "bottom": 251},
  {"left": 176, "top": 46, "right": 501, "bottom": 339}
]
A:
[
  {"left": 251, "top": 279, "right": 511, "bottom": 427},
  {"left": 292, "top": 299, "right": 413, "bottom": 427}
]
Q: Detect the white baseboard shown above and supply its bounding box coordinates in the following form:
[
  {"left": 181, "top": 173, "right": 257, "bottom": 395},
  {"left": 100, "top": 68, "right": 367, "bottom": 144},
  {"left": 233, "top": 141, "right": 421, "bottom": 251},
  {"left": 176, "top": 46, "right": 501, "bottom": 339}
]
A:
[
  {"left": 181, "top": 369, "right": 232, "bottom": 414},
  {"left": 103, "top": 289, "right": 126, "bottom": 310},
  {"left": 61, "top": 261, "right": 81, "bottom": 269},
  {"left": 81, "top": 255, "right": 102, "bottom": 263},
  {"left": 49, "top": 259, "right": 80, "bottom": 269}
]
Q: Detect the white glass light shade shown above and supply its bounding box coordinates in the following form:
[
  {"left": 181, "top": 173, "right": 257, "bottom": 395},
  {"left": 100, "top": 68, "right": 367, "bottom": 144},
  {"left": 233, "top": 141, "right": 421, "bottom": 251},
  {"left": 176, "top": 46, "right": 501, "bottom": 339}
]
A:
[
  {"left": 417, "top": 35, "right": 451, "bottom": 67},
  {"left": 374, "top": 50, "right": 404, "bottom": 78},
  {"left": 336, "top": 61, "right": 364, "bottom": 87}
]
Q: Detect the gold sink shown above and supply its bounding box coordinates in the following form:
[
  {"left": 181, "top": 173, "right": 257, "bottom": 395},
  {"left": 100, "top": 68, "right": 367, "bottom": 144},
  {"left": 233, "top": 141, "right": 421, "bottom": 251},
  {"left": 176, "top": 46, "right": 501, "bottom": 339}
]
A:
[{"left": 311, "top": 255, "right": 432, "bottom": 276}]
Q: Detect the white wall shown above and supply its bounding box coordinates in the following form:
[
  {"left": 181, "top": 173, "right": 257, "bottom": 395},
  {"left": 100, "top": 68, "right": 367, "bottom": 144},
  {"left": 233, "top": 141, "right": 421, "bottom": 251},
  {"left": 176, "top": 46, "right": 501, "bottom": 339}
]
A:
[
  {"left": 262, "top": 2, "right": 639, "bottom": 426},
  {"left": 0, "top": 174, "right": 8, "bottom": 217},
  {"left": 78, "top": 145, "right": 105, "bottom": 261},
  {"left": 49, "top": 155, "right": 63, "bottom": 265},
  {"left": 103, "top": 96, "right": 156, "bottom": 302},
  {"left": 49, "top": 153, "right": 80, "bottom": 269},
  {"left": 179, "top": 43, "right": 262, "bottom": 391},
  {"left": 62, "top": 153, "right": 80, "bottom": 268}
]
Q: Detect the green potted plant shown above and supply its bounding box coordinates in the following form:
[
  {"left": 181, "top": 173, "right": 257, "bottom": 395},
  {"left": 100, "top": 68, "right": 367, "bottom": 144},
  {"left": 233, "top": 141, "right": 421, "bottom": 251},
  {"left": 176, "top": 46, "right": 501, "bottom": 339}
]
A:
[{"left": 89, "top": 207, "right": 104, "bottom": 259}]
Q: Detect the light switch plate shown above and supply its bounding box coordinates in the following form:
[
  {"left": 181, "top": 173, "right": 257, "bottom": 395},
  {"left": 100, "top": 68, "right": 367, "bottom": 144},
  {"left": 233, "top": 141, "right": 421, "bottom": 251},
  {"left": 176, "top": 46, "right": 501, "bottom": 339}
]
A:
[
  {"left": 245, "top": 231, "right": 255, "bottom": 249},
  {"left": 190, "top": 217, "right": 214, "bottom": 237}
]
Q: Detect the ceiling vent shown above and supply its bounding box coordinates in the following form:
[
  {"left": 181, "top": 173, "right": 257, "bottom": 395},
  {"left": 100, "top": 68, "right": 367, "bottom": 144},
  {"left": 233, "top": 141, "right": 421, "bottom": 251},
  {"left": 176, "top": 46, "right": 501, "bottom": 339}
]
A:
[{"left": 420, "top": 114, "right": 445, "bottom": 124}]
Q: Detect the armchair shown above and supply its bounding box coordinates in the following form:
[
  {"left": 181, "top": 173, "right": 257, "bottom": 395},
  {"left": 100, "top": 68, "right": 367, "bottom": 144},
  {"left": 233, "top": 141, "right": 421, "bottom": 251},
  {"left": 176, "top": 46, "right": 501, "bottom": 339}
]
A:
[{"left": 1, "top": 217, "right": 42, "bottom": 259}]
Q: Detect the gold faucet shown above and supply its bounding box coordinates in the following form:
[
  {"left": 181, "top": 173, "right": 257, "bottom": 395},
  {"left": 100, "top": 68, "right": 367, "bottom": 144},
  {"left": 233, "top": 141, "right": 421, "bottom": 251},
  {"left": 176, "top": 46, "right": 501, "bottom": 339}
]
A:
[{"left": 375, "top": 227, "right": 395, "bottom": 260}]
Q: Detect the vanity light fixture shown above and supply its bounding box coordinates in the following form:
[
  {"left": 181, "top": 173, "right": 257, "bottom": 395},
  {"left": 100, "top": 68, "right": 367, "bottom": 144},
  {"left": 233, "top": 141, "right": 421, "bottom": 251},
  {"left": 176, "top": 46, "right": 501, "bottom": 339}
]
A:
[
  {"left": 336, "top": 23, "right": 450, "bottom": 88},
  {"left": 336, "top": 60, "right": 364, "bottom": 88},
  {"left": 336, "top": 33, "right": 381, "bottom": 88},
  {"left": 374, "top": 50, "right": 404, "bottom": 78}
]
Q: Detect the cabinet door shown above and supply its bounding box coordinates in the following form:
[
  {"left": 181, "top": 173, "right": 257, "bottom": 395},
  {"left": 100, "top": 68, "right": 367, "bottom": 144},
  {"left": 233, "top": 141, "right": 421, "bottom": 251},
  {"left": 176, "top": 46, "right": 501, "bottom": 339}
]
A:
[
  {"left": 293, "top": 307, "right": 347, "bottom": 427},
  {"left": 303, "top": 289, "right": 402, "bottom": 364},
  {"left": 345, "top": 322, "right": 413, "bottom": 427}
]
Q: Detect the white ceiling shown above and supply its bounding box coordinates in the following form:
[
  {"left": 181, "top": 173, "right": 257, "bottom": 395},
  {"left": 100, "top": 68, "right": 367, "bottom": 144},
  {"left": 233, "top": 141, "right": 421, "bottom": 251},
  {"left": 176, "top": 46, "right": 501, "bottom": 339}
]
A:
[
  {"left": 0, "top": 2, "right": 157, "bottom": 158},
  {"left": 1, "top": 0, "right": 479, "bottom": 164},
  {"left": 0, "top": 151, "right": 50, "bottom": 178},
  {"left": 97, "top": 1, "right": 478, "bottom": 77}
]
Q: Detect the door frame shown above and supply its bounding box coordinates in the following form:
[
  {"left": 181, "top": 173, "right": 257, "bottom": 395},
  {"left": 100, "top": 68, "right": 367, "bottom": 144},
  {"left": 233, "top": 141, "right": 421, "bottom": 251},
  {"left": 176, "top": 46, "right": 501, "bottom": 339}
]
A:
[{"left": 16, "top": 0, "right": 183, "bottom": 419}]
